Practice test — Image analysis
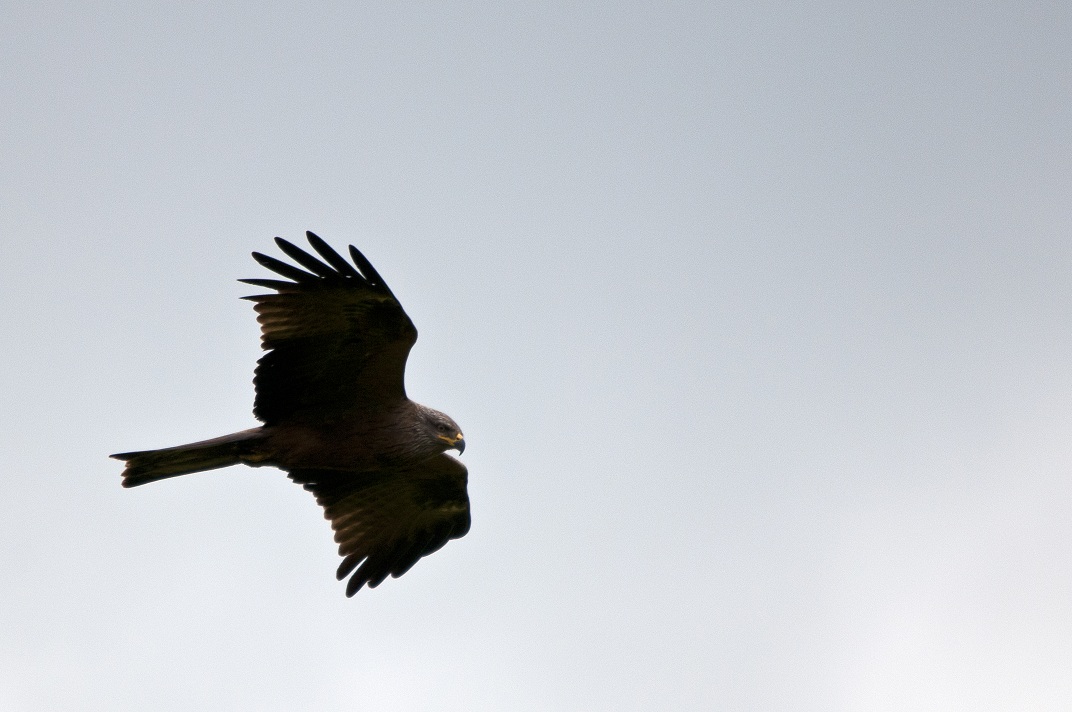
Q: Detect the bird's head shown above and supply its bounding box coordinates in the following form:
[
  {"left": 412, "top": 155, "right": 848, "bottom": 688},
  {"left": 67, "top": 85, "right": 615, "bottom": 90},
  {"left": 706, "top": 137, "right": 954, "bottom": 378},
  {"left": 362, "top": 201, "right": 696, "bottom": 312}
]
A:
[{"left": 419, "top": 406, "right": 465, "bottom": 455}]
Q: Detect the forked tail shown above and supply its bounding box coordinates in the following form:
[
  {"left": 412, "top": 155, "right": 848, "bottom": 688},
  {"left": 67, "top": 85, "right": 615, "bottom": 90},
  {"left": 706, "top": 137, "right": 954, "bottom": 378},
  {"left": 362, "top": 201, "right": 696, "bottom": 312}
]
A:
[{"left": 112, "top": 428, "right": 266, "bottom": 488}]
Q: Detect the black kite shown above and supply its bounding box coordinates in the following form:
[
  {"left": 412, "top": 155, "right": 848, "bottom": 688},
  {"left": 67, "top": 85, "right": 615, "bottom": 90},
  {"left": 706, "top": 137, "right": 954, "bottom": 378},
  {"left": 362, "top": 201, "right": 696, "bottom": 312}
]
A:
[{"left": 112, "top": 232, "right": 469, "bottom": 596}]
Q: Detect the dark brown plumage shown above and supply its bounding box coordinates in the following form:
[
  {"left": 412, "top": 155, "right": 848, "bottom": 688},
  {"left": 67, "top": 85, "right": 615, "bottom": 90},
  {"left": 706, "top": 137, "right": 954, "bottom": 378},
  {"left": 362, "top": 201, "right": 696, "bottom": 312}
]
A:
[{"left": 112, "top": 232, "right": 469, "bottom": 596}]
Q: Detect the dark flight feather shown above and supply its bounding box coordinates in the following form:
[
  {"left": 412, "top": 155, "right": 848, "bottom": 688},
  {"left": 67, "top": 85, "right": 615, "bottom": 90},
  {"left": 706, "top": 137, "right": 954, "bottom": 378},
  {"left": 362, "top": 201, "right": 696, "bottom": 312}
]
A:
[
  {"left": 306, "top": 231, "right": 363, "bottom": 278},
  {"left": 273, "top": 236, "right": 340, "bottom": 278},
  {"left": 250, "top": 250, "right": 320, "bottom": 284}
]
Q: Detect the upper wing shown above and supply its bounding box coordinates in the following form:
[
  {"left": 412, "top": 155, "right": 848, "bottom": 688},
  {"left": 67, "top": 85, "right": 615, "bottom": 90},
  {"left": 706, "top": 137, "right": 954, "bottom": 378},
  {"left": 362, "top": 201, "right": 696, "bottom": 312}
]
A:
[
  {"left": 239, "top": 232, "right": 417, "bottom": 424},
  {"left": 289, "top": 454, "right": 471, "bottom": 596}
]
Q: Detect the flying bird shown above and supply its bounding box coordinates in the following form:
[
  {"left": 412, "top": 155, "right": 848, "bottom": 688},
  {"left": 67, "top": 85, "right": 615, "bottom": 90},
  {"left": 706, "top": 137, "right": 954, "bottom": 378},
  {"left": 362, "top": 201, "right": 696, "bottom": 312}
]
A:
[{"left": 112, "top": 232, "right": 469, "bottom": 596}]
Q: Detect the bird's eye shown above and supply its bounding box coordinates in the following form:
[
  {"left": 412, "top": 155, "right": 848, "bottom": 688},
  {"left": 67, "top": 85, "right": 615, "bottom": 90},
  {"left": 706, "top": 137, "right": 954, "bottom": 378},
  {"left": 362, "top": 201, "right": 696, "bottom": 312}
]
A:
[{"left": 436, "top": 423, "right": 448, "bottom": 432}]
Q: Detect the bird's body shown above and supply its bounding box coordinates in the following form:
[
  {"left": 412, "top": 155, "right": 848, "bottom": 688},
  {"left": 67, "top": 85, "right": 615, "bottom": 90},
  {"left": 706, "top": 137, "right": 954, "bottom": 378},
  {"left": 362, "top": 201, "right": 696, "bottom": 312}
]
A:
[
  {"left": 112, "top": 233, "right": 469, "bottom": 596},
  {"left": 260, "top": 401, "right": 457, "bottom": 471}
]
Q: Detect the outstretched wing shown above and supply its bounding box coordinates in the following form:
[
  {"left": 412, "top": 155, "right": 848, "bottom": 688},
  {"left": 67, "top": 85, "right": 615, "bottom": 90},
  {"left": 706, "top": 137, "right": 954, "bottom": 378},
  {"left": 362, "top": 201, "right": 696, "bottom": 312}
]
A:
[
  {"left": 289, "top": 454, "right": 471, "bottom": 596},
  {"left": 239, "top": 232, "right": 417, "bottom": 424}
]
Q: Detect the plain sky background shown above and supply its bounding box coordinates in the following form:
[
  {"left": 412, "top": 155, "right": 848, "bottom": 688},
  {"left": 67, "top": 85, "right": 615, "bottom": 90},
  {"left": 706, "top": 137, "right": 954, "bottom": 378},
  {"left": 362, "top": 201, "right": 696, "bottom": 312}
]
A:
[{"left": 2, "top": 2, "right": 1070, "bottom": 710}]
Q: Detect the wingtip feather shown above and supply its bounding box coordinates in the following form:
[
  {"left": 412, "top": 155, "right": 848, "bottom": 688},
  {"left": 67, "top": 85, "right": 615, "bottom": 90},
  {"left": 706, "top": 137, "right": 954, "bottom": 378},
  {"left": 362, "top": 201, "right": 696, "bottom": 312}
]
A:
[
  {"left": 348, "top": 245, "right": 392, "bottom": 294},
  {"left": 251, "top": 251, "right": 317, "bottom": 283},
  {"left": 306, "top": 232, "right": 361, "bottom": 277},
  {"left": 274, "top": 237, "right": 340, "bottom": 278}
]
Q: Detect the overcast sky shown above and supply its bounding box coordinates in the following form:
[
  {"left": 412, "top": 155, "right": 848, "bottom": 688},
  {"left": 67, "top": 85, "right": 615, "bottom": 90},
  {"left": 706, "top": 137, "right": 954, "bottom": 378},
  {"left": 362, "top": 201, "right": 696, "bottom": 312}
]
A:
[{"left": 2, "top": 2, "right": 1070, "bottom": 710}]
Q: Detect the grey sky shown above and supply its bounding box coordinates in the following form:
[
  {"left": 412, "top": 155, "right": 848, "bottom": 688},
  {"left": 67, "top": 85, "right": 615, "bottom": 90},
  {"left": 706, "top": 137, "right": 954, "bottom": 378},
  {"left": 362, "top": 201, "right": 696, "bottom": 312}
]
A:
[{"left": 2, "top": 2, "right": 1070, "bottom": 710}]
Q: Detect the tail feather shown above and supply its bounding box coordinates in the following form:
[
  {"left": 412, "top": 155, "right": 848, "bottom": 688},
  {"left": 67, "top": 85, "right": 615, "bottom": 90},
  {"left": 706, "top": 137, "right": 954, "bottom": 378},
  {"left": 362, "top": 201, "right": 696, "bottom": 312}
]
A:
[{"left": 112, "top": 428, "right": 266, "bottom": 488}]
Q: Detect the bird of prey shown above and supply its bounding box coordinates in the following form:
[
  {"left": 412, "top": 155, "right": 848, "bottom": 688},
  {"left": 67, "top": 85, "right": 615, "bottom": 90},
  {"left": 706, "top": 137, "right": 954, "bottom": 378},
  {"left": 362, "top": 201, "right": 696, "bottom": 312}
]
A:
[{"left": 112, "top": 232, "right": 469, "bottom": 596}]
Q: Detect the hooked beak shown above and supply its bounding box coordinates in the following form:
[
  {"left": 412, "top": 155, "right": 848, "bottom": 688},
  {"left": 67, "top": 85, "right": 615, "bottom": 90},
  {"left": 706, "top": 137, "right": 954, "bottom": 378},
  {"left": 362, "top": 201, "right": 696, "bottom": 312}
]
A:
[{"left": 438, "top": 432, "right": 465, "bottom": 455}]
